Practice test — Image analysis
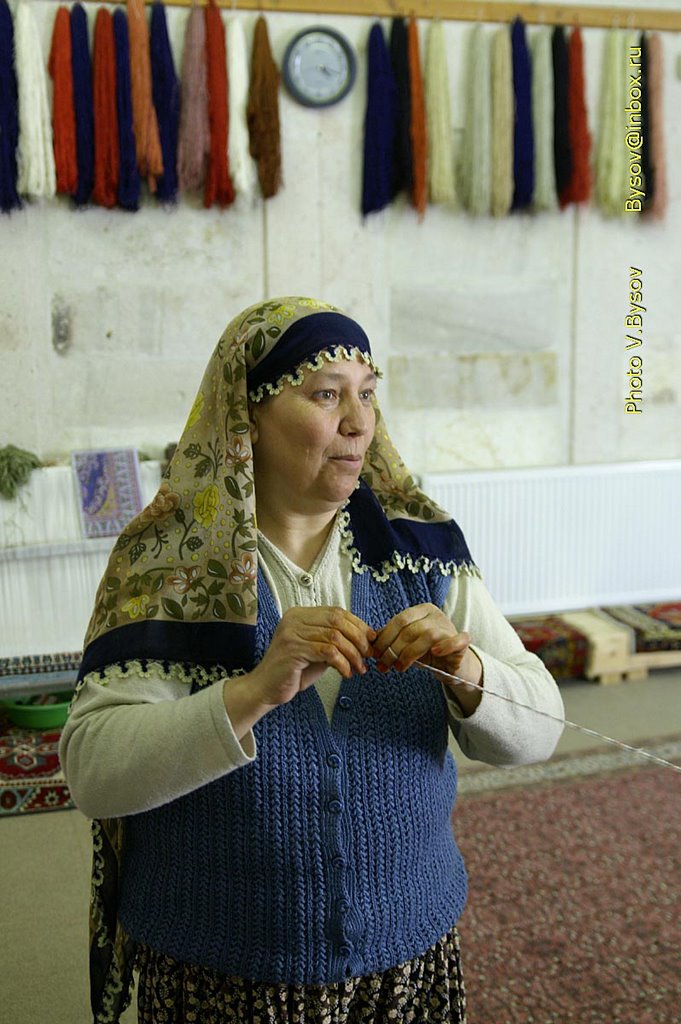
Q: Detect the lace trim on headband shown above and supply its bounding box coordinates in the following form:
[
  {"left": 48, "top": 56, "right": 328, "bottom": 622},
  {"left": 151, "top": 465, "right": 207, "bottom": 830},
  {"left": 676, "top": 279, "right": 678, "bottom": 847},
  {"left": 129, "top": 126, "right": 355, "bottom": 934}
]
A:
[
  {"left": 72, "top": 659, "right": 240, "bottom": 706},
  {"left": 337, "top": 506, "right": 484, "bottom": 584},
  {"left": 248, "top": 346, "right": 383, "bottom": 403}
]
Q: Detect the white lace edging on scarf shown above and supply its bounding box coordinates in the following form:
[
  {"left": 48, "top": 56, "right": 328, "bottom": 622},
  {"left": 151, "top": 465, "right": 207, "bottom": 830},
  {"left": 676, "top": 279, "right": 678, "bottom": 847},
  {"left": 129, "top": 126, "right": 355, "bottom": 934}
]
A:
[
  {"left": 71, "top": 659, "right": 240, "bottom": 707},
  {"left": 248, "top": 346, "right": 383, "bottom": 403},
  {"left": 337, "top": 506, "right": 483, "bottom": 583}
]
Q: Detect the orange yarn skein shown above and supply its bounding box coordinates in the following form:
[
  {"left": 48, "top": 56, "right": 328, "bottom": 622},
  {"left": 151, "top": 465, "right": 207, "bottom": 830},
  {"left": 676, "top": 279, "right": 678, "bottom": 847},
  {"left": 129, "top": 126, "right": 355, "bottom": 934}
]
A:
[
  {"left": 407, "top": 18, "right": 427, "bottom": 218},
  {"left": 48, "top": 6, "right": 78, "bottom": 195},
  {"left": 247, "top": 16, "right": 281, "bottom": 200},
  {"left": 560, "top": 28, "right": 591, "bottom": 207},
  {"left": 204, "top": 0, "right": 234, "bottom": 208},
  {"left": 92, "top": 8, "right": 119, "bottom": 208},
  {"left": 127, "top": 0, "right": 163, "bottom": 190}
]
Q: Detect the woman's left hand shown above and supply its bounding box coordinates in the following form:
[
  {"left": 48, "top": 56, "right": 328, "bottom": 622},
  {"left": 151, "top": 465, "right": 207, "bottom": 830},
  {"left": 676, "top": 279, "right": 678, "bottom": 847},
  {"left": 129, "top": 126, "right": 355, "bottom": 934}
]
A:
[{"left": 371, "top": 604, "right": 483, "bottom": 715}]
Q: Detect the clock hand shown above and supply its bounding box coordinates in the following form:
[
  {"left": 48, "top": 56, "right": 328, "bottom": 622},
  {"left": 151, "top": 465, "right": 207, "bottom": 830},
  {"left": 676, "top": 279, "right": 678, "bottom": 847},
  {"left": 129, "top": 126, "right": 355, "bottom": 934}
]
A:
[{"left": 317, "top": 63, "right": 340, "bottom": 77}]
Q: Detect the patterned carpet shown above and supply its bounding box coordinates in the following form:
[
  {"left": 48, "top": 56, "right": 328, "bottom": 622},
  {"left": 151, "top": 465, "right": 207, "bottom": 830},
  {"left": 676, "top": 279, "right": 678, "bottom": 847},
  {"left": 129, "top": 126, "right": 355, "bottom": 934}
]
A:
[
  {"left": 454, "top": 742, "right": 681, "bottom": 1024},
  {"left": 601, "top": 602, "right": 681, "bottom": 653},
  {"left": 509, "top": 616, "right": 589, "bottom": 679},
  {"left": 0, "top": 715, "right": 74, "bottom": 815}
]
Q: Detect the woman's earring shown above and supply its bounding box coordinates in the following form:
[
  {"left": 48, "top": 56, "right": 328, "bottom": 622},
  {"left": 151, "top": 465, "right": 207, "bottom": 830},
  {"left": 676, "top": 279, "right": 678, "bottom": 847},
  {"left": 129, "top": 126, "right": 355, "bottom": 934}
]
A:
[{"left": 248, "top": 406, "right": 259, "bottom": 444}]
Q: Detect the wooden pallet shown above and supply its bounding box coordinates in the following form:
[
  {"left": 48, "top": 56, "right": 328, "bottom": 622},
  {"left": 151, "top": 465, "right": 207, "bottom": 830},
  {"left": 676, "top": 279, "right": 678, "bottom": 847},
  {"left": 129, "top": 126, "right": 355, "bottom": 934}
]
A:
[{"left": 543, "top": 608, "right": 681, "bottom": 684}]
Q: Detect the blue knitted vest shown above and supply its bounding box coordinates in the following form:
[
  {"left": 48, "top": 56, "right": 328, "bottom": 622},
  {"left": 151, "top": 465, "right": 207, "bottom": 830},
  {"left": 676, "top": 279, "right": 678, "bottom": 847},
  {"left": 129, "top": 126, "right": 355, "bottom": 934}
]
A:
[{"left": 118, "top": 565, "right": 468, "bottom": 985}]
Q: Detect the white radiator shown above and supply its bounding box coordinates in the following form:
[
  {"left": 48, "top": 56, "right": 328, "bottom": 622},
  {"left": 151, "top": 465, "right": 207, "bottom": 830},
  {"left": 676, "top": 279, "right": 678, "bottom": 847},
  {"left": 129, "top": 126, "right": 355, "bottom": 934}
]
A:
[{"left": 419, "top": 461, "right": 681, "bottom": 616}]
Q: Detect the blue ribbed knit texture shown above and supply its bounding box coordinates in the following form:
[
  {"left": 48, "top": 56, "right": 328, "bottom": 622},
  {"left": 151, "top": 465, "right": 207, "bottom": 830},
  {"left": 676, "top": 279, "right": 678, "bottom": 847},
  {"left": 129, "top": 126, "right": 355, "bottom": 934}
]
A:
[
  {"left": 511, "top": 17, "right": 534, "bottom": 209},
  {"left": 119, "top": 565, "right": 468, "bottom": 985},
  {"left": 113, "top": 9, "right": 140, "bottom": 211},
  {"left": 70, "top": 3, "right": 94, "bottom": 206},
  {"left": 150, "top": 1, "right": 179, "bottom": 203},
  {"left": 0, "top": 0, "right": 21, "bottom": 213}
]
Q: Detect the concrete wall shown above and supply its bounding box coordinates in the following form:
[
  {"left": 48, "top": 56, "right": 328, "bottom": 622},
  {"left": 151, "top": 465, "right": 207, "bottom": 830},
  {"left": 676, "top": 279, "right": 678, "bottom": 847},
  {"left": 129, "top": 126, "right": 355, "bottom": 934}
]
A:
[{"left": 1, "top": 1, "right": 679, "bottom": 473}]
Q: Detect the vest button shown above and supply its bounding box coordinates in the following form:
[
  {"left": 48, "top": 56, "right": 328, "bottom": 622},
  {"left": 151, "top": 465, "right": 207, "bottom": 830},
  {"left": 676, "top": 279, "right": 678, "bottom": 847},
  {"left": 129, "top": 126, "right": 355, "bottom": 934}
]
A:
[
  {"left": 338, "top": 695, "right": 353, "bottom": 709},
  {"left": 327, "top": 753, "right": 342, "bottom": 769},
  {"left": 332, "top": 854, "right": 345, "bottom": 869},
  {"left": 328, "top": 799, "right": 343, "bottom": 814},
  {"left": 299, "top": 573, "right": 313, "bottom": 587},
  {"left": 337, "top": 899, "right": 350, "bottom": 914},
  {"left": 340, "top": 943, "right": 352, "bottom": 957}
]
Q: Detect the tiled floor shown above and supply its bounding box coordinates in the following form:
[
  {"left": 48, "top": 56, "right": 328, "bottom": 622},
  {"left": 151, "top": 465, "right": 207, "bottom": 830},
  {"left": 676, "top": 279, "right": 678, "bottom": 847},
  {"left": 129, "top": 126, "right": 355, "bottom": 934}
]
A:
[{"left": 2, "top": 668, "right": 680, "bottom": 1024}]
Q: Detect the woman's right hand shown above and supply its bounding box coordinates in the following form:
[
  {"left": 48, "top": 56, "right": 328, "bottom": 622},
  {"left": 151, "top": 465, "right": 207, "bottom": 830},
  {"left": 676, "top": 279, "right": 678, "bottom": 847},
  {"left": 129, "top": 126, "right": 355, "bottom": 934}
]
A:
[{"left": 249, "top": 606, "right": 376, "bottom": 709}]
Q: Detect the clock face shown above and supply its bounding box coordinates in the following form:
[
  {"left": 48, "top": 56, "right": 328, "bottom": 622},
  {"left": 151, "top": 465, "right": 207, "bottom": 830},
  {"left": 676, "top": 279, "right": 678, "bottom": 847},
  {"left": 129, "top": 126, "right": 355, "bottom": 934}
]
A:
[{"left": 283, "top": 27, "right": 357, "bottom": 108}]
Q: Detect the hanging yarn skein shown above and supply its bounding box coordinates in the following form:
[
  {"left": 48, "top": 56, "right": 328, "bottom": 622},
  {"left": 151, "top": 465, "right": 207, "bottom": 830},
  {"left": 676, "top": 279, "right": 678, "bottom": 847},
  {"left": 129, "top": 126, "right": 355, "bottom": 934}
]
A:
[
  {"left": 425, "top": 21, "right": 455, "bottom": 206},
  {"left": 530, "top": 28, "right": 557, "bottom": 212},
  {"left": 490, "top": 25, "right": 513, "bottom": 217},
  {"left": 150, "top": 1, "right": 179, "bottom": 203},
  {"left": 552, "top": 25, "right": 572, "bottom": 201},
  {"left": 0, "top": 0, "right": 21, "bottom": 213},
  {"left": 113, "top": 8, "right": 140, "bottom": 211},
  {"left": 389, "top": 17, "right": 412, "bottom": 199},
  {"left": 407, "top": 18, "right": 427, "bottom": 218},
  {"left": 70, "top": 3, "right": 94, "bottom": 206},
  {"left": 127, "top": 0, "right": 163, "bottom": 191},
  {"left": 459, "top": 23, "right": 491, "bottom": 216},
  {"left": 560, "top": 28, "right": 591, "bottom": 207},
  {"left": 48, "top": 7, "right": 78, "bottom": 197},
  {"left": 510, "top": 17, "right": 534, "bottom": 210},
  {"left": 596, "top": 30, "right": 628, "bottom": 217},
  {"left": 204, "top": 0, "right": 234, "bottom": 208},
  {"left": 92, "top": 7, "right": 119, "bottom": 208},
  {"left": 361, "top": 21, "right": 397, "bottom": 217},
  {"left": 642, "top": 33, "right": 667, "bottom": 220},
  {"left": 227, "top": 17, "right": 257, "bottom": 201},
  {"left": 15, "top": 0, "right": 56, "bottom": 198},
  {"left": 639, "top": 33, "right": 655, "bottom": 211},
  {"left": 247, "top": 16, "right": 281, "bottom": 200},
  {"left": 177, "top": 4, "right": 209, "bottom": 193}
]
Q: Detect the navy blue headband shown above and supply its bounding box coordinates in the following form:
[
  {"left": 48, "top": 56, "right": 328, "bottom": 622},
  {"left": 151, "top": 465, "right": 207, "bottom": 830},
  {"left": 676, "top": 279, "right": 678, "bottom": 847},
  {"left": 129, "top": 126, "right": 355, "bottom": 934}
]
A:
[{"left": 246, "top": 312, "right": 373, "bottom": 395}]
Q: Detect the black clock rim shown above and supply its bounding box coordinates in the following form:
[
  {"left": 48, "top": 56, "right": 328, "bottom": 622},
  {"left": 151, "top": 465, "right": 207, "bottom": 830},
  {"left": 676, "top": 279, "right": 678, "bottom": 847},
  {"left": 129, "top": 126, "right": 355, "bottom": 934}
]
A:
[{"left": 282, "top": 25, "right": 357, "bottom": 109}]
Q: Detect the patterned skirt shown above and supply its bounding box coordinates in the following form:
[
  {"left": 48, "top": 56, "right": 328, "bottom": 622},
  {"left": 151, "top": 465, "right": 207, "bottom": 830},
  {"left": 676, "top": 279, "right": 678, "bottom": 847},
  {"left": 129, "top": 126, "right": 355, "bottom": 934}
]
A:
[{"left": 134, "top": 927, "right": 467, "bottom": 1024}]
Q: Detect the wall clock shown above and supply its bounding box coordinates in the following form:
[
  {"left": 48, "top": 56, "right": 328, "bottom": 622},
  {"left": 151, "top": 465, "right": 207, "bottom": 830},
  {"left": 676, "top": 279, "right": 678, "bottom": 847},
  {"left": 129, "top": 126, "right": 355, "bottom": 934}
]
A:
[{"left": 282, "top": 26, "right": 357, "bottom": 108}]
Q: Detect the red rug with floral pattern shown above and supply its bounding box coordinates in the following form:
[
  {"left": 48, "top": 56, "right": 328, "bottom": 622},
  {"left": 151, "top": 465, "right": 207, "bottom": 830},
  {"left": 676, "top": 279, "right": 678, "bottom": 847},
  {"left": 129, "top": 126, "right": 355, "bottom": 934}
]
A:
[
  {"left": 454, "top": 750, "right": 681, "bottom": 1024},
  {"left": 0, "top": 716, "right": 74, "bottom": 815}
]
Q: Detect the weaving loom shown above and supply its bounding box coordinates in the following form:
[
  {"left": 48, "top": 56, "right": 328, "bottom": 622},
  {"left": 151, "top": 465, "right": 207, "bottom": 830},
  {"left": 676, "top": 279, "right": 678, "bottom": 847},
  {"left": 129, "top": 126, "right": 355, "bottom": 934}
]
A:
[{"left": 0, "top": 462, "right": 161, "bottom": 699}]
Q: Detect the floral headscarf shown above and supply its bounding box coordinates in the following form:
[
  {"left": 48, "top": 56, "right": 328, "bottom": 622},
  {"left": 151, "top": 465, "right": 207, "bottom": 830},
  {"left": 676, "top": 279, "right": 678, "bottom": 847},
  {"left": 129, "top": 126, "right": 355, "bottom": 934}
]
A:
[{"left": 80, "top": 296, "right": 480, "bottom": 681}]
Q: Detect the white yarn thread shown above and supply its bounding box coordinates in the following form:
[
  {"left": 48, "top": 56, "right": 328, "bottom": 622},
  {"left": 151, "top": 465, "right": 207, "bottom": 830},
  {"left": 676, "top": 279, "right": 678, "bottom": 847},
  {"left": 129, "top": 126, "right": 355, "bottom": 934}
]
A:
[
  {"left": 15, "top": 0, "right": 56, "bottom": 198},
  {"left": 425, "top": 21, "right": 456, "bottom": 205},
  {"left": 596, "top": 30, "right": 632, "bottom": 217},
  {"left": 531, "top": 27, "right": 558, "bottom": 211},
  {"left": 226, "top": 17, "right": 257, "bottom": 201},
  {"left": 490, "top": 25, "right": 513, "bottom": 218},
  {"left": 458, "top": 24, "right": 491, "bottom": 216},
  {"left": 416, "top": 660, "right": 681, "bottom": 775}
]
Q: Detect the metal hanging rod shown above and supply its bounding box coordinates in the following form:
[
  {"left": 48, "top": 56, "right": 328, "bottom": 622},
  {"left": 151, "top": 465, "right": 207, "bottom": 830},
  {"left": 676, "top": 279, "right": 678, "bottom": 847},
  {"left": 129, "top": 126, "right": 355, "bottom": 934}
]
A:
[{"left": 75, "top": 1, "right": 681, "bottom": 33}]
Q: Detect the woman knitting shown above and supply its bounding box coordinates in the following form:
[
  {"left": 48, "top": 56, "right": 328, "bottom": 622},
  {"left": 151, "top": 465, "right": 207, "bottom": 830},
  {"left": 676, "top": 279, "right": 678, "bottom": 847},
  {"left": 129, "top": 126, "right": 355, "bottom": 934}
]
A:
[{"left": 61, "top": 296, "right": 564, "bottom": 1024}]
